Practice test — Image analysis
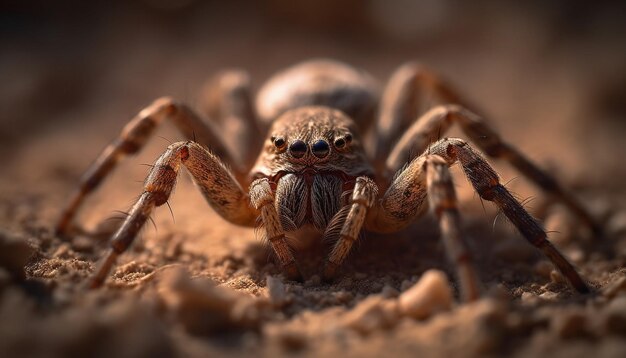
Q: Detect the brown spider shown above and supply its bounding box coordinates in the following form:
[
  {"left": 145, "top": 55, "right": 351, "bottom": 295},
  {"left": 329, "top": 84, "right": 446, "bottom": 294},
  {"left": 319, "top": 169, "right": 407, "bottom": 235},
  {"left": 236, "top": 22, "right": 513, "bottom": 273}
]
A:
[{"left": 56, "top": 59, "right": 599, "bottom": 300}]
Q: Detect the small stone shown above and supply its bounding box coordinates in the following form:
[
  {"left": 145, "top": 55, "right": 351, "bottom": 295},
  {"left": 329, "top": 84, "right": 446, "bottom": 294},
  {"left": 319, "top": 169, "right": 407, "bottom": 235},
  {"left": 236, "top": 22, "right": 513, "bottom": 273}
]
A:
[
  {"left": 398, "top": 270, "right": 453, "bottom": 320},
  {"left": 550, "top": 270, "right": 565, "bottom": 284},
  {"left": 341, "top": 296, "right": 399, "bottom": 334},
  {"left": 53, "top": 243, "right": 72, "bottom": 259},
  {"left": 520, "top": 292, "right": 540, "bottom": 306},
  {"left": 538, "top": 291, "right": 559, "bottom": 301}
]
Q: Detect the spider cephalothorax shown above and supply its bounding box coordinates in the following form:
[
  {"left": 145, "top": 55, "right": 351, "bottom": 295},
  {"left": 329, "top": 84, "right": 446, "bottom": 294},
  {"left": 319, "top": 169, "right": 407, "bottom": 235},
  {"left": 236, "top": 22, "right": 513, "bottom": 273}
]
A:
[{"left": 57, "top": 59, "right": 598, "bottom": 300}]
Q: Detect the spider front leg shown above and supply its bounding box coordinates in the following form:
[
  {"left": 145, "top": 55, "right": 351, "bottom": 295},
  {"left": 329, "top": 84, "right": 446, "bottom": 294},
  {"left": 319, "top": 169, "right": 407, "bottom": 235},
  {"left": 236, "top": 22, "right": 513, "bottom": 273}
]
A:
[
  {"left": 366, "top": 154, "right": 481, "bottom": 301},
  {"left": 322, "top": 177, "right": 378, "bottom": 281},
  {"left": 89, "top": 141, "right": 257, "bottom": 288},
  {"left": 369, "top": 138, "right": 591, "bottom": 296},
  {"left": 56, "top": 97, "right": 241, "bottom": 237},
  {"left": 57, "top": 71, "right": 265, "bottom": 238},
  {"left": 249, "top": 178, "right": 302, "bottom": 281}
]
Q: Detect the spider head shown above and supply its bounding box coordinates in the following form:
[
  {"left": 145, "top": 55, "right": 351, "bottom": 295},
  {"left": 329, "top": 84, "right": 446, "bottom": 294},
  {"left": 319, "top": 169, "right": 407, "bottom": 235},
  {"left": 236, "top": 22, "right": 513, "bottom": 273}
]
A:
[{"left": 261, "top": 106, "right": 362, "bottom": 172}]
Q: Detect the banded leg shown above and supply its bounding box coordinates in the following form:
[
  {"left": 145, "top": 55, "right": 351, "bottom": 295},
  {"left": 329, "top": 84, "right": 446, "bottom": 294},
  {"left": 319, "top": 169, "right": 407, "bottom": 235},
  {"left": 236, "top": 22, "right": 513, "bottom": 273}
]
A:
[
  {"left": 425, "top": 156, "right": 481, "bottom": 301},
  {"left": 249, "top": 178, "right": 302, "bottom": 281},
  {"left": 89, "top": 141, "right": 257, "bottom": 288},
  {"left": 369, "top": 138, "right": 591, "bottom": 294},
  {"left": 200, "top": 70, "right": 262, "bottom": 168},
  {"left": 322, "top": 177, "right": 378, "bottom": 281},
  {"left": 372, "top": 62, "right": 464, "bottom": 164},
  {"left": 386, "top": 104, "right": 601, "bottom": 237},
  {"left": 56, "top": 97, "right": 239, "bottom": 236}
]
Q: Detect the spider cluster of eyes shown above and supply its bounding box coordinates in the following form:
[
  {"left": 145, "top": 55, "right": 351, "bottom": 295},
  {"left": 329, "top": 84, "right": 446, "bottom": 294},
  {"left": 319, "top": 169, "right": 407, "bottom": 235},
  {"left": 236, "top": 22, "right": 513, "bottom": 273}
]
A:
[{"left": 270, "top": 133, "right": 353, "bottom": 159}]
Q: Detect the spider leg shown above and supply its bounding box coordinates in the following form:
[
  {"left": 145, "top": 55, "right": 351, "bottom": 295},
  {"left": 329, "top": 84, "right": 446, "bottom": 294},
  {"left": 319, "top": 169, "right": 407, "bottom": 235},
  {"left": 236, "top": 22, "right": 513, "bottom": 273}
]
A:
[
  {"left": 367, "top": 138, "right": 591, "bottom": 294},
  {"left": 56, "top": 97, "right": 239, "bottom": 236},
  {"left": 89, "top": 141, "right": 257, "bottom": 288},
  {"left": 200, "top": 70, "right": 263, "bottom": 168},
  {"left": 372, "top": 62, "right": 463, "bottom": 165},
  {"left": 385, "top": 104, "right": 601, "bottom": 237},
  {"left": 249, "top": 178, "right": 302, "bottom": 281},
  {"left": 321, "top": 177, "right": 378, "bottom": 281}
]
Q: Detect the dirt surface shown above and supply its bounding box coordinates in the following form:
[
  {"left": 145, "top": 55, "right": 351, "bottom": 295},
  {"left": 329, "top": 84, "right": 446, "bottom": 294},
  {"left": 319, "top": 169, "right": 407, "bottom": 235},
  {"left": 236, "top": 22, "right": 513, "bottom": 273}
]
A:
[{"left": 1, "top": 2, "right": 626, "bottom": 357}]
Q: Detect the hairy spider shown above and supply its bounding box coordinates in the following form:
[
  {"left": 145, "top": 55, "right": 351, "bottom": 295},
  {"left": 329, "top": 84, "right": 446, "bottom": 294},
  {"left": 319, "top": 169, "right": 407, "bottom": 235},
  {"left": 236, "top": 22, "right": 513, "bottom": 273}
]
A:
[{"left": 56, "top": 59, "right": 599, "bottom": 300}]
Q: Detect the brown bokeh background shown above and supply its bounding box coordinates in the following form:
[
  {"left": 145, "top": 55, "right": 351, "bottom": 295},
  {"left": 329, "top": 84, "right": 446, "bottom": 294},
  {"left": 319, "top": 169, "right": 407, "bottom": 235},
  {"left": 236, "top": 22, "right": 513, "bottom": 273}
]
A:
[{"left": 1, "top": 1, "right": 625, "bottom": 357}]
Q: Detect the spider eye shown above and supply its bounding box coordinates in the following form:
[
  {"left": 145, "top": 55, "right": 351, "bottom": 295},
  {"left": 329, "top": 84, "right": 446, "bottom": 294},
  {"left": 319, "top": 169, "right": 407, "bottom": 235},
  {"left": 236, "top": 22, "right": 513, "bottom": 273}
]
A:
[
  {"left": 334, "top": 133, "right": 352, "bottom": 149},
  {"left": 272, "top": 136, "right": 286, "bottom": 149},
  {"left": 289, "top": 140, "right": 308, "bottom": 158},
  {"left": 312, "top": 139, "right": 330, "bottom": 158}
]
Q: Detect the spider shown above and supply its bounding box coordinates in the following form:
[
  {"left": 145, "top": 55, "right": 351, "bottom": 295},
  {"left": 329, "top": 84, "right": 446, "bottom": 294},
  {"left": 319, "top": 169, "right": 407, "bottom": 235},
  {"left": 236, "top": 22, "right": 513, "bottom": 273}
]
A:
[{"left": 56, "top": 59, "right": 599, "bottom": 300}]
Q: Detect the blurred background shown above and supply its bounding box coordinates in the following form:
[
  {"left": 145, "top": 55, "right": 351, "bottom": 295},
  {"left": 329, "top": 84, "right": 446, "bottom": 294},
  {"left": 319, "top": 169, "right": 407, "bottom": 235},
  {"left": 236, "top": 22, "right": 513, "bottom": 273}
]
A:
[
  {"left": 1, "top": 0, "right": 625, "bottom": 196},
  {"left": 0, "top": 2, "right": 625, "bottom": 356}
]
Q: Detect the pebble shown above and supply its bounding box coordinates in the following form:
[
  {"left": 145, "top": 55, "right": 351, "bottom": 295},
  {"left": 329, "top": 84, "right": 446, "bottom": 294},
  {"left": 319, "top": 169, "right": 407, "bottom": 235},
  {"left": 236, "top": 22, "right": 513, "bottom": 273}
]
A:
[
  {"left": 550, "top": 270, "right": 565, "bottom": 284},
  {"left": 398, "top": 270, "right": 453, "bottom": 320},
  {"left": 341, "top": 296, "right": 399, "bottom": 334},
  {"left": 520, "top": 292, "right": 540, "bottom": 306},
  {"left": 538, "top": 291, "right": 560, "bottom": 301}
]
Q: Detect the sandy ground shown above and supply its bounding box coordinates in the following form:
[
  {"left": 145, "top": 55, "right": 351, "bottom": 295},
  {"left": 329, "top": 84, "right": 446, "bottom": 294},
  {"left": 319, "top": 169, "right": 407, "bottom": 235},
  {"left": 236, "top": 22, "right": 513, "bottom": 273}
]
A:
[{"left": 1, "top": 2, "right": 626, "bottom": 357}]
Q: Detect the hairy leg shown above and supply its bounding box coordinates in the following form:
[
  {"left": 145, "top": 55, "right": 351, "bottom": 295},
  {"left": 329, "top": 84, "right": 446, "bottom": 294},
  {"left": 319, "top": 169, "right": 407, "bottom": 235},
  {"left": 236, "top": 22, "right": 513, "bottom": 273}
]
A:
[
  {"left": 56, "top": 97, "right": 240, "bottom": 236},
  {"left": 322, "top": 177, "right": 378, "bottom": 281},
  {"left": 385, "top": 104, "right": 601, "bottom": 237},
  {"left": 249, "top": 178, "right": 302, "bottom": 281},
  {"left": 425, "top": 155, "right": 481, "bottom": 301},
  {"left": 368, "top": 138, "right": 591, "bottom": 294},
  {"left": 89, "top": 141, "right": 257, "bottom": 288}
]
